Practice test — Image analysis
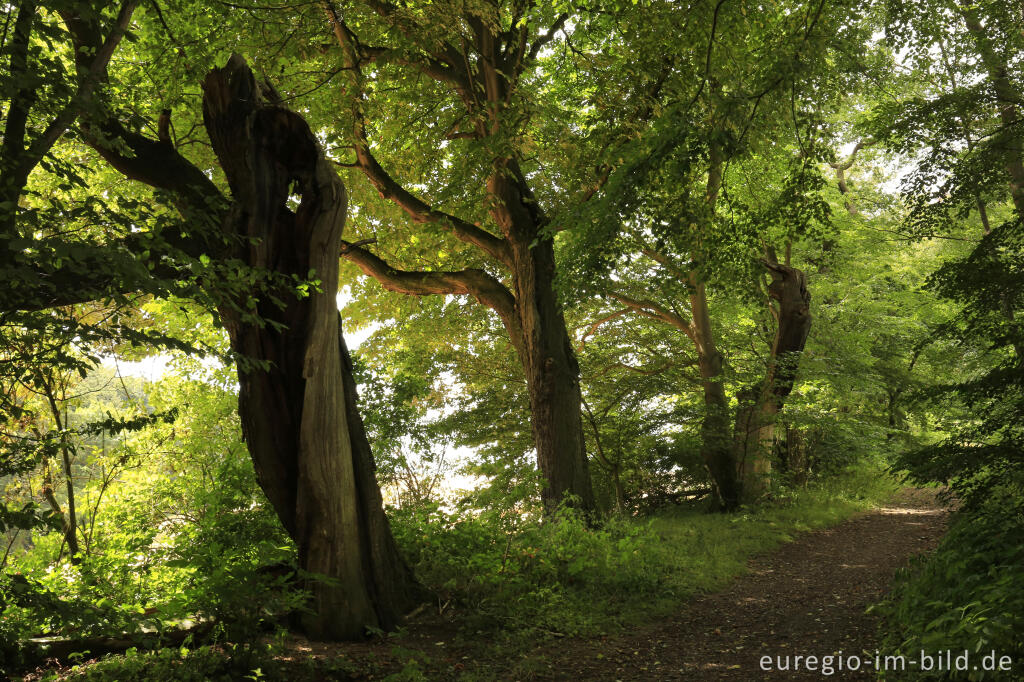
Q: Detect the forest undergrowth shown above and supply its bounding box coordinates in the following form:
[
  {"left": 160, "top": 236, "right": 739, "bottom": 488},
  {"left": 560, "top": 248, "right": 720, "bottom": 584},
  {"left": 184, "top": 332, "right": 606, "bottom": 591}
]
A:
[{"left": 15, "top": 465, "right": 899, "bottom": 681}]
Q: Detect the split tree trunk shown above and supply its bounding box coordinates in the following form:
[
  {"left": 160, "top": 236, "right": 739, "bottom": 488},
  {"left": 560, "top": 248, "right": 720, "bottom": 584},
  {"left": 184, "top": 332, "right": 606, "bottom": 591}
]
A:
[
  {"left": 688, "top": 262, "right": 811, "bottom": 509},
  {"left": 201, "top": 56, "right": 418, "bottom": 640},
  {"left": 733, "top": 262, "right": 812, "bottom": 502}
]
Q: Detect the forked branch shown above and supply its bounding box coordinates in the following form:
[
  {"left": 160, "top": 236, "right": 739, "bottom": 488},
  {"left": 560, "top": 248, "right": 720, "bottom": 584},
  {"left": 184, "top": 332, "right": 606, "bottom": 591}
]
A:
[{"left": 324, "top": 2, "right": 512, "bottom": 267}]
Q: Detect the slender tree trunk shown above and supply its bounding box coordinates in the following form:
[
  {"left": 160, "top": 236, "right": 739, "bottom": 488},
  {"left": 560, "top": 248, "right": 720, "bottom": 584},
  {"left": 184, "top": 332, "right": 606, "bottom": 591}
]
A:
[
  {"left": 61, "top": 448, "right": 78, "bottom": 558},
  {"left": 201, "top": 56, "right": 418, "bottom": 640},
  {"left": 40, "top": 456, "right": 79, "bottom": 564},
  {"left": 41, "top": 379, "right": 81, "bottom": 562},
  {"left": 780, "top": 426, "right": 809, "bottom": 485},
  {"left": 611, "top": 464, "right": 625, "bottom": 513},
  {"left": 886, "top": 389, "right": 899, "bottom": 442},
  {"left": 688, "top": 276, "right": 741, "bottom": 509},
  {"left": 582, "top": 397, "right": 621, "bottom": 512}
]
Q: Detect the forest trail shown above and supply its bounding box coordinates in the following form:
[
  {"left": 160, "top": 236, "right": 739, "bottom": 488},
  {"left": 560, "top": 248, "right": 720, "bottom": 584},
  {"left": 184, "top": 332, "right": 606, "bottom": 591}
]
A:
[{"left": 528, "top": 488, "right": 949, "bottom": 681}]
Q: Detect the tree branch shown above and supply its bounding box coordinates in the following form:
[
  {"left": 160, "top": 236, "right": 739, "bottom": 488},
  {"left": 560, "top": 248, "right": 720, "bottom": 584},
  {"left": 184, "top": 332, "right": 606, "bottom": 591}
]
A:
[
  {"left": 340, "top": 240, "right": 516, "bottom": 323},
  {"left": 829, "top": 140, "right": 868, "bottom": 172},
  {"left": 639, "top": 246, "right": 690, "bottom": 282},
  {"left": 325, "top": 3, "right": 512, "bottom": 267},
  {"left": 0, "top": 0, "right": 39, "bottom": 187},
  {"left": 354, "top": 44, "right": 474, "bottom": 101},
  {"left": 607, "top": 291, "right": 695, "bottom": 340},
  {"left": 348, "top": 0, "right": 475, "bottom": 103},
  {"left": 577, "top": 308, "right": 631, "bottom": 351},
  {"left": 526, "top": 12, "right": 568, "bottom": 64},
  {"left": 16, "top": 0, "right": 140, "bottom": 184},
  {"left": 50, "top": 10, "right": 230, "bottom": 269}
]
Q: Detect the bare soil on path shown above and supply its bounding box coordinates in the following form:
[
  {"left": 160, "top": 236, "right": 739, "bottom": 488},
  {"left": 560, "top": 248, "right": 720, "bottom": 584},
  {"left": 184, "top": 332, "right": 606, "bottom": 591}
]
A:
[{"left": 527, "top": 487, "right": 948, "bottom": 681}]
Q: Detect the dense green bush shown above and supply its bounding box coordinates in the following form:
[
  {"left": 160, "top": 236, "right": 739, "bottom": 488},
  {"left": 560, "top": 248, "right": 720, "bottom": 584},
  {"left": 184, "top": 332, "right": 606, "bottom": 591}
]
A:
[
  {"left": 878, "top": 489, "right": 1024, "bottom": 680},
  {"left": 389, "top": 500, "right": 660, "bottom": 637},
  {"left": 1, "top": 374, "right": 304, "bottom": 667}
]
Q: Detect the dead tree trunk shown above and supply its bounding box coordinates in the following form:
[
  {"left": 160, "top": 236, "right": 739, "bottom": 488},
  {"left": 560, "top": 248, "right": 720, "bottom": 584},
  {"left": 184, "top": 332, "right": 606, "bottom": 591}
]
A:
[
  {"left": 200, "top": 56, "right": 418, "bottom": 640},
  {"left": 51, "top": 8, "right": 419, "bottom": 639},
  {"left": 733, "top": 261, "right": 812, "bottom": 502}
]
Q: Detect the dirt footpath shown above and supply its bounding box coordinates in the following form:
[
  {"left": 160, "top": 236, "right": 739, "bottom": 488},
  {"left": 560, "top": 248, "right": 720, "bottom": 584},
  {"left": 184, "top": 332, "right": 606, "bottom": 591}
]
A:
[{"left": 531, "top": 488, "right": 949, "bottom": 680}]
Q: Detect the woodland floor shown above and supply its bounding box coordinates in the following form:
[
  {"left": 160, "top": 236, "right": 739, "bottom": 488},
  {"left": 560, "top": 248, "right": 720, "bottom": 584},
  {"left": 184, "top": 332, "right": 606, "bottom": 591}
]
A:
[{"left": 276, "top": 487, "right": 950, "bottom": 681}]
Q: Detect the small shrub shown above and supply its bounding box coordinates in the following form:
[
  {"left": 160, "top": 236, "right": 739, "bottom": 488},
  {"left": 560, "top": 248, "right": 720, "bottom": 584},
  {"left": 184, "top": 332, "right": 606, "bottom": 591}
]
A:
[{"left": 53, "top": 644, "right": 276, "bottom": 681}]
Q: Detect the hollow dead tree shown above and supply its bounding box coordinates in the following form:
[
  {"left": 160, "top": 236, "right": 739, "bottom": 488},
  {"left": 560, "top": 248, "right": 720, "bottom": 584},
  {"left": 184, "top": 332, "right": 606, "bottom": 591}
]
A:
[
  {"left": 4, "top": 3, "right": 421, "bottom": 636},
  {"left": 61, "top": 36, "right": 421, "bottom": 637}
]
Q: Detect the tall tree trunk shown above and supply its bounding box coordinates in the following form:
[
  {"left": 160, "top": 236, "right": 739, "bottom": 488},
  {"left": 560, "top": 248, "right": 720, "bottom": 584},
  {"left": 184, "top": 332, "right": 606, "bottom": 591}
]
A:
[
  {"left": 487, "top": 151, "right": 595, "bottom": 513},
  {"left": 687, "top": 144, "right": 744, "bottom": 510},
  {"left": 329, "top": 12, "right": 596, "bottom": 515},
  {"left": 688, "top": 277, "right": 742, "bottom": 510},
  {"left": 507, "top": 236, "right": 595, "bottom": 512},
  {"left": 886, "top": 389, "right": 899, "bottom": 443},
  {"left": 201, "top": 56, "right": 418, "bottom": 640}
]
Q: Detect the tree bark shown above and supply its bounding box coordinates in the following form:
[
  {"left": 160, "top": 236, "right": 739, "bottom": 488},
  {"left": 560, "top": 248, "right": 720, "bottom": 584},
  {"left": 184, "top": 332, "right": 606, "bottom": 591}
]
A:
[
  {"left": 614, "top": 235, "right": 810, "bottom": 509},
  {"left": 688, "top": 277, "right": 742, "bottom": 509},
  {"left": 733, "top": 262, "right": 811, "bottom": 501},
  {"left": 506, "top": 236, "right": 595, "bottom": 512},
  {"left": 21, "top": 8, "right": 420, "bottom": 640},
  {"left": 329, "top": 10, "right": 596, "bottom": 514},
  {"left": 200, "top": 55, "right": 418, "bottom": 640}
]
